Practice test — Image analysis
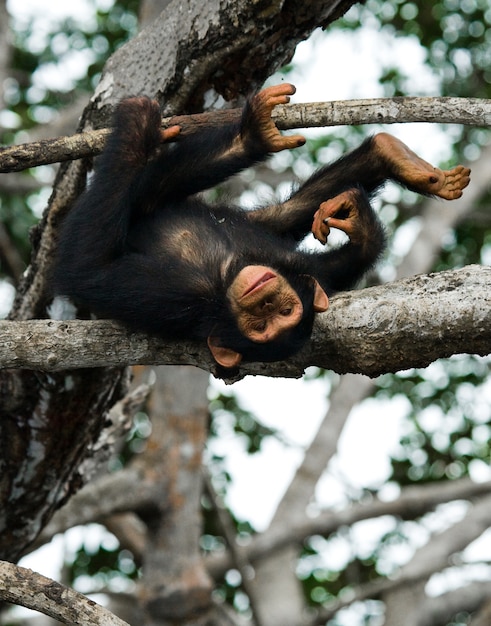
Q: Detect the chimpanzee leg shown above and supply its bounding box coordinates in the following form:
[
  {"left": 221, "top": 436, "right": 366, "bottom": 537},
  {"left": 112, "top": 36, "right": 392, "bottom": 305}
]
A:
[
  {"left": 248, "top": 133, "right": 470, "bottom": 238},
  {"left": 247, "top": 136, "right": 390, "bottom": 238}
]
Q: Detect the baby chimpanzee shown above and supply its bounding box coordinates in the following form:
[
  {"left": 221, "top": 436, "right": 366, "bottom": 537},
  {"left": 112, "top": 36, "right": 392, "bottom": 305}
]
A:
[{"left": 53, "top": 84, "right": 470, "bottom": 372}]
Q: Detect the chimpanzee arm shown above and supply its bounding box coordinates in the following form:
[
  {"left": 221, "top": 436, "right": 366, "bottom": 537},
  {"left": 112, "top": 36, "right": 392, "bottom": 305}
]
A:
[
  {"left": 247, "top": 136, "right": 387, "bottom": 238},
  {"left": 243, "top": 137, "right": 389, "bottom": 291},
  {"left": 54, "top": 98, "right": 177, "bottom": 271},
  {"left": 53, "top": 98, "right": 182, "bottom": 302},
  {"left": 308, "top": 187, "right": 386, "bottom": 292},
  {"left": 247, "top": 132, "right": 469, "bottom": 292},
  {"left": 131, "top": 83, "right": 305, "bottom": 203}
]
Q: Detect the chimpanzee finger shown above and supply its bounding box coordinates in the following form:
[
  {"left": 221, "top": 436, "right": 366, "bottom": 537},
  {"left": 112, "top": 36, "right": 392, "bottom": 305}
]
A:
[
  {"left": 160, "top": 125, "right": 181, "bottom": 143},
  {"left": 323, "top": 216, "right": 355, "bottom": 237},
  {"left": 252, "top": 84, "right": 296, "bottom": 116},
  {"left": 260, "top": 83, "right": 297, "bottom": 102},
  {"left": 312, "top": 211, "right": 330, "bottom": 244}
]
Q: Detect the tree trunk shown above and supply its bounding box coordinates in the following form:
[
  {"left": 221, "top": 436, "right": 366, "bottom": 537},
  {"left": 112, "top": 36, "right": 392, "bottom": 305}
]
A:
[{"left": 136, "top": 366, "right": 212, "bottom": 625}]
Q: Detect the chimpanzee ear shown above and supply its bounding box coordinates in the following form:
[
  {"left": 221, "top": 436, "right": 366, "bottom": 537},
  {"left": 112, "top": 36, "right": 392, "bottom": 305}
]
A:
[
  {"left": 207, "top": 337, "right": 243, "bottom": 369},
  {"left": 312, "top": 279, "right": 329, "bottom": 312}
]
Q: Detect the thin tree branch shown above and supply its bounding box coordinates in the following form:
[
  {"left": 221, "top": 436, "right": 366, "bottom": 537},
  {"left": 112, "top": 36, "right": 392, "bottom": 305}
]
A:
[
  {"left": 394, "top": 494, "right": 491, "bottom": 584},
  {"left": 204, "top": 472, "right": 264, "bottom": 626},
  {"left": 206, "top": 478, "right": 491, "bottom": 579},
  {"left": 1, "top": 96, "right": 490, "bottom": 173},
  {"left": 420, "top": 583, "right": 491, "bottom": 626},
  {"left": 310, "top": 492, "right": 491, "bottom": 625},
  {"left": 0, "top": 560, "right": 130, "bottom": 626}
]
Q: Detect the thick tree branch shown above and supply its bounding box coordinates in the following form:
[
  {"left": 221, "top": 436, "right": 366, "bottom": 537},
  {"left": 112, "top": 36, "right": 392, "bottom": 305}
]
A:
[
  {"left": 0, "top": 265, "right": 489, "bottom": 378},
  {"left": 1, "top": 96, "right": 490, "bottom": 172},
  {"left": 0, "top": 560, "right": 130, "bottom": 626},
  {"left": 28, "top": 469, "right": 158, "bottom": 553}
]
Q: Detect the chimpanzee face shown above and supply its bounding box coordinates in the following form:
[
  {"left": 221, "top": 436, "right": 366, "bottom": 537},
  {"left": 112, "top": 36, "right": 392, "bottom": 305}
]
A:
[
  {"left": 206, "top": 265, "right": 329, "bottom": 370},
  {"left": 227, "top": 265, "right": 304, "bottom": 343}
]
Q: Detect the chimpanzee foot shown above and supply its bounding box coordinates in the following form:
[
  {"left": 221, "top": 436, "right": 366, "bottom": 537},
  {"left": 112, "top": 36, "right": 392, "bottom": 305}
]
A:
[
  {"left": 250, "top": 83, "right": 306, "bottom": 152},
  {"left": 432, "top": 164, "right": 472, "bottom": 199},
  {"left": 373, "top": 132, "right": 471, "bottom": 200}
]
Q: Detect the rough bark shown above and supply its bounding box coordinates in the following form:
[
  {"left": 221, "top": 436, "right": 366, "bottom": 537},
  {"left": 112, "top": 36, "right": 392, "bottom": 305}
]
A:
[
  {"left": 0, "top": 560, "right": 130, "bottom": 626},
  {"left": 308, "top": 264, "right": 491, "bottom": 376},
  {"left": 0, "top": 265, "right": 489, "bottom": 378},
  {"left": 139, "top": 0, "right": 174, "bottom": 26},
  {"left": 2, "top": 96, "right": 490, "bottom": 173},
  {"left": 91, "top": 0, "right": 357, "bottom": 115}
]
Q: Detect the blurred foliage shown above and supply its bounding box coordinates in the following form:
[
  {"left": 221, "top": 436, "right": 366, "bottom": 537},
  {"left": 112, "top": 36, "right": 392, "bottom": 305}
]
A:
[
  {"left": 70, "top": 540, "right": 138, "bottom": 591},
  {"left": 5, "top": 0, "right": 138, "bottom": 135},
  {"left": 209, "top": 391, "right": 279, "bottom": 455},
  {"left": 377, "top": 357, "right": 491, "bottom": 485},
  {"left": 340, "top": 0, "right": 491, "bottom": 100}
]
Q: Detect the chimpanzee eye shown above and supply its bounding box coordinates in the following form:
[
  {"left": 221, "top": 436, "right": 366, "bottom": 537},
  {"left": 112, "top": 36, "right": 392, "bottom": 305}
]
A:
[
  {"left": 280, "top": 308, "right": 292, "bottom": 316},
  {"left": 254, "top": 320, "right": 267, "bottom": 332}
]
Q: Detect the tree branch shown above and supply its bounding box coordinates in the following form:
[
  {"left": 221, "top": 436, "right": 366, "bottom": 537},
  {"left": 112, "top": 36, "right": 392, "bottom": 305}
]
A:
[
  {"left": 204, "top": 472, "right": 264, "bottom": 626},
  {"left": 0, "top": 265, "right": 489, "bottom": 378},
  {"left": 27, "top": 468, "right": 158, "bottom": 554},
  {"left": 0, "top": 560, "right": 130, "bottom": 626},
  {"left": 1, "top": 96, "right": 490, "bottom": 172},
  {"left": 207, "top": 477, "right": 491, "bottom": 579},
  {"left": 420, "top": 583, "right": 491, "bottom": 626},
  {"left": 395, "top": 494, "right": 491, "bottom": 584}
]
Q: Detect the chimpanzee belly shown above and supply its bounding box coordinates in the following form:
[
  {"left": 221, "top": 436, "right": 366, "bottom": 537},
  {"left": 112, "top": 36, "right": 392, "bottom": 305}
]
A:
[{"left": 128, "top": 206, "right": 234, "bottom": 267}]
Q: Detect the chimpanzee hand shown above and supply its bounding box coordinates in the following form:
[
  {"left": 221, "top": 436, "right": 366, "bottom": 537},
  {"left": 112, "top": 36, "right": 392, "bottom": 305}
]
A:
[
  {"left": 312, "top": 189, "right": 372, "bottom": 246},
  {"left": 242, "top": 84, "right": 306, "bottom": 154}
]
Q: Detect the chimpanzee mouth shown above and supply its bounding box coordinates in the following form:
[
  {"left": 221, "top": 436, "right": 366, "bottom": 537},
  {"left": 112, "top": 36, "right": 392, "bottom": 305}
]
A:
[{"left": 242, "top": 271, "right": 276, "bottom": 297}]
